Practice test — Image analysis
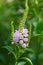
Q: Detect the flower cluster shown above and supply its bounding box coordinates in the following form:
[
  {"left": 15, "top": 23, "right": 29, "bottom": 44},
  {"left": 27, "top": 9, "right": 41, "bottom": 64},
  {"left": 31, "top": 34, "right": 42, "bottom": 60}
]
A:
[{"left": 12, "top": 29, "right": 29, "bottom": 48}]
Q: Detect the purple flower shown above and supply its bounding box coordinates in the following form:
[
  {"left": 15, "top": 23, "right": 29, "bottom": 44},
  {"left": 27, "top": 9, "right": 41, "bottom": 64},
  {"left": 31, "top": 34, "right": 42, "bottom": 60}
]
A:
[
  {"left": 23, "top": 29, "right": 28, "bottom": 34},
  {"left": 23, "top": 34, "right": 28, "bottom": 37},
  {"left": 14, "top": 30, "right": 20, "bottom": 38},
  {"left": 20, "top": 34, "right": 23, "bottom": 39},
  {"left": 19, "top": 40, "right": 23, "bottom": 44},
  {"left": 23, "top": 38, "right": 28, "bottom": 42},
  {"left": 14, "top": 30, "right": 20, "bottom": 43},
  {"left": 14, "top": 38, "right": 19, "bottom": 43},
  {"left": 22, "top": 43, "right": 27, "bottom": 48},
  {"left": 12, "top": 28, "right": 29, "bottom": 48}
]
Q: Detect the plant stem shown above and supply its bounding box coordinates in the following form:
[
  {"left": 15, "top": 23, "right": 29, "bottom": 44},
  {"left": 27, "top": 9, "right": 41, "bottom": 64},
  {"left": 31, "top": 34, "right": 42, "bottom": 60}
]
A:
[
  {"left": 15, "top": 61, "right": 18, "bottom": 65},
  {"left": 29, "top": 23, "right": 32, "bottom": 44},
  {"left": 11, "top": 21, "right": 14, "bottom": 41},
  {"left": 19, "top": 0, "right": 29, "bottom": 33}
]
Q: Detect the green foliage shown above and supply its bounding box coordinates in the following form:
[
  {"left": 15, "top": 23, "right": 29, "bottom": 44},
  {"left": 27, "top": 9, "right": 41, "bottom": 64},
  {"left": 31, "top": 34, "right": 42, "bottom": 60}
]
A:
[{"left": 0, "top": 0, "right": 43, "bottom": 65}]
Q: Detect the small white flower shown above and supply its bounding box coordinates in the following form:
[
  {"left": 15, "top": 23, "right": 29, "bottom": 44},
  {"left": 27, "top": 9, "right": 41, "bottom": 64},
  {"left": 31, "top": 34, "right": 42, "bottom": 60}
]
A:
[
  {"left": 19, "top": 40, "right": 23, "bottom": 45},
  {"left": 23, "top": 29, "right": 28, "bottom": 34},
  {"left": 23, "top": 34, "right": 28, "bottom": 37},
  {"left": 11, "top": 42, "right": 14, "bottom": 44},
  {"left": 22, "top": 43, "right": 27, "bottom": 48},
  {"left": 23, "top": 38, "right": 28, "bottom": 42}
]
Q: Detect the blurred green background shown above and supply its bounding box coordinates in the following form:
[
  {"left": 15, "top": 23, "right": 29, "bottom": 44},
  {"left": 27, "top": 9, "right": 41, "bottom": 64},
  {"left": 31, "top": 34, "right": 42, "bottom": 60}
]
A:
[{"left": 0, "top": 0, "right": 43, "bottom": 65}]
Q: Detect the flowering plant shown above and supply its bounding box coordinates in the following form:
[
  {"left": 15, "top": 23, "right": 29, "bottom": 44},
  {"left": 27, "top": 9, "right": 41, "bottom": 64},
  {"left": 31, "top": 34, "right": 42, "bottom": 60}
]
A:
[{"left": 0, "top": 0, "right": 43, "bottom": 65}]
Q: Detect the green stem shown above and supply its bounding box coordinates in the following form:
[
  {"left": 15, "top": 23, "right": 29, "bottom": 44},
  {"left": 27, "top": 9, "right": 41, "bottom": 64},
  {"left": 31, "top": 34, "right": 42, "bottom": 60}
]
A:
[
  {"left": 11, "top": 21, "right": 14, "bottom": 41},
  {"left": 15, "top": 61, "right": 18, "bottom": 65},
  {"left": 29, "top": 23, "right": 32, "bottom": 44},
  {"left": 19, "top": 0, "right": 29, "bottom": 33}
]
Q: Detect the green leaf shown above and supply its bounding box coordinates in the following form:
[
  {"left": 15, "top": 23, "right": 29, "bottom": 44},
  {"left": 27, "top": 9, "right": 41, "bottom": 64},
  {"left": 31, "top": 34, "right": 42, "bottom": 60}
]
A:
[
  {"left": 17, "top": 62, "right": 26, "bottom": 65},
  {"left": 2, "top": 46, "right": 16, "bottom": 59},
  {"left": 20, "top": 57, "right": 33, "bottom": 65},
  {"left": 38, "top": 53, "right": 43, "bottom": 60}
]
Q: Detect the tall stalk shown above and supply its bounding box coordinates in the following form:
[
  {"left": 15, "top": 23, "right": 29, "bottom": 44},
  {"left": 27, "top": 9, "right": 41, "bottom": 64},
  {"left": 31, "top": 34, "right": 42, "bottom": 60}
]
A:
[{"left": 19, "top": 0, "right": 29, "bottom": 33}]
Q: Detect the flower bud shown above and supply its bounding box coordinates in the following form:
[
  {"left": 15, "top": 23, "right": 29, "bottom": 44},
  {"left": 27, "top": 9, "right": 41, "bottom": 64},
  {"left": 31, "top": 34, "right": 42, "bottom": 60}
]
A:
[
  {"left": 22, "top": 43, "right": 27, "bottom": 48},
  {"left": 19, "top": 40, "right": 23, "bottom": 45},
  {"left": 20, "top": 34, "right": 23, "bottom": 39},
  {"left": 23, "top": 34, "right": 28, "bottom": 37},
  {"left": 11, "top": 42, "right": 14, "bottom": 44},
  {"left": 23, "top": 29, "right": 28, "bottom": 34},
  {"left": 23, "top": 38, "right": 28, "bottom": 42}
]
